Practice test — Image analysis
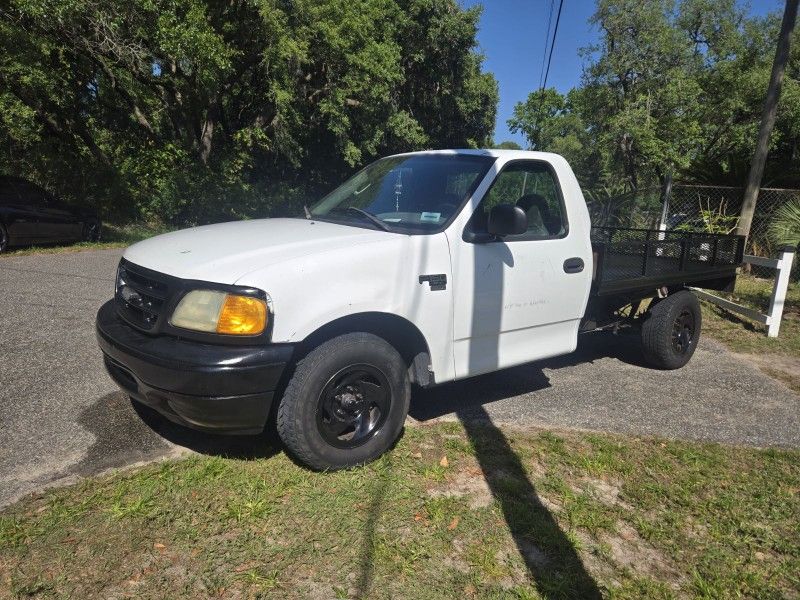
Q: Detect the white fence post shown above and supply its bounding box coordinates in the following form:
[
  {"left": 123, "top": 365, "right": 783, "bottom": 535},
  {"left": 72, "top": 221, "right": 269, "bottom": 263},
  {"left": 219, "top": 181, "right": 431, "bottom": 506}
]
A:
[
  {"left": 690, "top": 244, "right": 796, "bottom": 337},
  {"left": 766, "top": 245, "right": 797, "bottom": 338}
]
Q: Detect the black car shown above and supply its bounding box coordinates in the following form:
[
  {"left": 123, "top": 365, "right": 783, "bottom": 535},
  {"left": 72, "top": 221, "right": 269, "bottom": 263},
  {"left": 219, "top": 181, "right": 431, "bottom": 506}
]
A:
[{"left": 0, "top": 176, "right": 101, "bottom": 252}]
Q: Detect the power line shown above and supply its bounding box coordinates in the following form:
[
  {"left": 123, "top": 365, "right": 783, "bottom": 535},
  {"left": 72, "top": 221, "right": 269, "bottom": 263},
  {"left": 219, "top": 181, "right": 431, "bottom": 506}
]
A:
[
  {"left": 538, "top": 0, "right": 556, "bottom": 90},
  {"left": 540, "top": 0, "right": 565, "bottom": 92}
]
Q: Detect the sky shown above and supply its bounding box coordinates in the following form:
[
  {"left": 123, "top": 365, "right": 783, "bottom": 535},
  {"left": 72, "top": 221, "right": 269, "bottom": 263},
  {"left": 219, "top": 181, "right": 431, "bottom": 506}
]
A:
[{"left": 459, "top": 0, "right": 785, "bottom": 147}]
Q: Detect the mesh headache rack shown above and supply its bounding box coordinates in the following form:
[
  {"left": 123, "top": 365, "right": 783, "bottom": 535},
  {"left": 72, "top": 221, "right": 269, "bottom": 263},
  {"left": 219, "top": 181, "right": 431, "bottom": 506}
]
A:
[{"left": 590, "top": 227, "right": 745, "bottom": 296}]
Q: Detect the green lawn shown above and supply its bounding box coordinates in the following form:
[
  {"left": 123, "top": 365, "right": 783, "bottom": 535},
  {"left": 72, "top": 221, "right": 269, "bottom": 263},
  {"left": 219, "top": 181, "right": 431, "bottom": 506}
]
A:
[
  {"left": 2, "top": 422, "right": 798, "bottom": 599},
  {"left": 0, "top": 222, "right": 170, "bottom": 258}
]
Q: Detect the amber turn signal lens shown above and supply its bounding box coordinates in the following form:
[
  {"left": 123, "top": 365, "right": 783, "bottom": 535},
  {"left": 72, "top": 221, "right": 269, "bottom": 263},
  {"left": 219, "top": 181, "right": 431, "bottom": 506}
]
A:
[{"left": 216, "top": 295, "right": 267, "bottom": 335}]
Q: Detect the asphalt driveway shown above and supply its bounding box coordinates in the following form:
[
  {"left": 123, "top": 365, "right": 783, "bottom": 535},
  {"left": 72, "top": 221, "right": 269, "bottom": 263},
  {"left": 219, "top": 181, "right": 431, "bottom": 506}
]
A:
[{"left": 1, "top": 248, "right": 799, "bottom": 508}]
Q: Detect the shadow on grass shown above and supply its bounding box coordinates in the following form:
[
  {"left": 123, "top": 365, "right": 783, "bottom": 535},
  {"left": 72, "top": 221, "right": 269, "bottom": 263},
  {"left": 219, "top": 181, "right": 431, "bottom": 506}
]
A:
[
  {"left": 458, "top": 406, "right": 601, "bottom": 598},
  {"left": 704, "top": 302, "right": 772, "bottom": 335},
  {"left": 353, "top": 455, "right": 393, "bottom": 599}
]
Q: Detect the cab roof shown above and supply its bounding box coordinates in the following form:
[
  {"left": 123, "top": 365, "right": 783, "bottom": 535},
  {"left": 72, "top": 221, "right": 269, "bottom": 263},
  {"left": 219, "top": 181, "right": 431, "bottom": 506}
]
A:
[{"left": 392, "top": 148, "right": 564, "bottom": 161}]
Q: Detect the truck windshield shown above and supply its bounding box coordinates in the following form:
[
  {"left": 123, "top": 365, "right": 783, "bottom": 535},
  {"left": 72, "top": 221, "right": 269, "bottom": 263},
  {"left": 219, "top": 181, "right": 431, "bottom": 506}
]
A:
[{"left": 309, "top": 154, "right": 495, "bottom": 233}]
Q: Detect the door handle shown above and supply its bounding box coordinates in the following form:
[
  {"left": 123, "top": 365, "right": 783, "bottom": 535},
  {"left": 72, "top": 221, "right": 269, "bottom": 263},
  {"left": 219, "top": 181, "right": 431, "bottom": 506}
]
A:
[{"left": 563, "top": 257, "right": 584, "bottom": 274}]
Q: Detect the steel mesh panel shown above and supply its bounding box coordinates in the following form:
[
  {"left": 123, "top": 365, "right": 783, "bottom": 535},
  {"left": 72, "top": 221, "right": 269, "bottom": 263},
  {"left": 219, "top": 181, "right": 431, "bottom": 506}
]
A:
[
  {"left": 588, "top": 184, "right": 798, "bottom": 280},
  {"left": 591, "top": 226, "right": 743, "bottom": 285}
]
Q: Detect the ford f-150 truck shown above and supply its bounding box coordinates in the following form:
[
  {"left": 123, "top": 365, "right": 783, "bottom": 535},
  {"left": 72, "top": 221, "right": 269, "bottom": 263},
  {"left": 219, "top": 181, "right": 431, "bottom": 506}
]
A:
[{"left": 96, "top": 150, "right": 745, "bottom": 469}]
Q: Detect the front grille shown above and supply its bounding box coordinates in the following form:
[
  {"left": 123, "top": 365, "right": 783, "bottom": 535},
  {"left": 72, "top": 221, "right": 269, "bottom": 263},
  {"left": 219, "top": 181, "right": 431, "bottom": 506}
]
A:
[{"left": 115, "top": 260, "right": 173, "bottom": 332}]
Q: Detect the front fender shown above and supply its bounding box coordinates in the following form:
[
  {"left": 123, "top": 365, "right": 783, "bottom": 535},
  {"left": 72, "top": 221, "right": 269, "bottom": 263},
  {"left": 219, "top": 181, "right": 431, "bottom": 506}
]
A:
[{"left": 235, "top": 233, "right": 455, "bottom": 382}]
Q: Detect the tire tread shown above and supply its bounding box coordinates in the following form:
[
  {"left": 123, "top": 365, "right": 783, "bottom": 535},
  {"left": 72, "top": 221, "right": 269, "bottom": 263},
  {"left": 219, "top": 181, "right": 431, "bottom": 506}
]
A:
[
  {"left": 276, "top": 332, "right": 409, "bottom": 470},
  {"left": 641, "top": 290, "right": 701, "bottom": 369}
]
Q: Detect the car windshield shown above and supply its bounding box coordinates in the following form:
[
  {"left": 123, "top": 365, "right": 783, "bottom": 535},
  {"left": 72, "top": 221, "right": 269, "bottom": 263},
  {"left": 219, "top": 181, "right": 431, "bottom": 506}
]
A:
[{"left": 309, "top": 154, "right": 495, "bottom": 233}]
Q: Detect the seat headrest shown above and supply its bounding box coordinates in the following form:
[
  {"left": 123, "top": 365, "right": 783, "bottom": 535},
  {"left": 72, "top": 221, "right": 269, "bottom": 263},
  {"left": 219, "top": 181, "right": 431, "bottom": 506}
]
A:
[{"left": 516, "top": 193, "right": 548, "bottom": 212}]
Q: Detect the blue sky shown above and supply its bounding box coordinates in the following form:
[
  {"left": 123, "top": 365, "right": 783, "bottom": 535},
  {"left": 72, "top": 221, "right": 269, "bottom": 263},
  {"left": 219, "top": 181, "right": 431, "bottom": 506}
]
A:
[{"left": 459, "top": 0, "right": 785, "bottom": 146}]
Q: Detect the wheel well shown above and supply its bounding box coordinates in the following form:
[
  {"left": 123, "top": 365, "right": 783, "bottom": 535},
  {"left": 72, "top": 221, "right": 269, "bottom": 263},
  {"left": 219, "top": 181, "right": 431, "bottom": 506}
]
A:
[{"left": 295, "top": 312, "right": 434, "bottom": 386}]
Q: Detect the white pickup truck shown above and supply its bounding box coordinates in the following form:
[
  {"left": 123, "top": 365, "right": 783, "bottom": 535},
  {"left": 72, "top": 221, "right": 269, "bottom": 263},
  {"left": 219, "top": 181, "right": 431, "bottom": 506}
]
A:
[{"left": 96, "top": 150, "right": 744, "bottom": 469}]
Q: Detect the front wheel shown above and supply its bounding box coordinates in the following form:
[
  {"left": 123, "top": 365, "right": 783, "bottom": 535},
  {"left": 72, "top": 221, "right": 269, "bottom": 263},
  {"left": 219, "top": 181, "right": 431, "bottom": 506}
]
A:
[
  {"left": 641, "top": 290, "right": 701, "bottom": 369},
  {"left": 276, "top": 333, "right": 410, "bottom": 470}
]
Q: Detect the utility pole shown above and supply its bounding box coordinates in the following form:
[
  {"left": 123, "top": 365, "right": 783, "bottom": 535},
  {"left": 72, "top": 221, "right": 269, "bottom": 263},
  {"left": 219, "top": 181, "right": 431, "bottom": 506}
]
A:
[{"left": 737, "top": 0, "right": 799, "bottom": 239}]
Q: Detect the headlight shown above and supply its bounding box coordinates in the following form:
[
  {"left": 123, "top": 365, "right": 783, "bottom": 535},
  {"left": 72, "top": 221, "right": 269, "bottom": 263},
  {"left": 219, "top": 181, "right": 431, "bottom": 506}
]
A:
[{"left": 170, "top": 290, "right": 267, "bottom": 335}]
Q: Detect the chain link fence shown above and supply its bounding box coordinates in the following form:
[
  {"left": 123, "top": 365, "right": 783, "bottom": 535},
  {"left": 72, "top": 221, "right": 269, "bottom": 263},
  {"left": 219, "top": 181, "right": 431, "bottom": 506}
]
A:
[{"left": 586, "top": 183, "right": 799, "bottom": 280}]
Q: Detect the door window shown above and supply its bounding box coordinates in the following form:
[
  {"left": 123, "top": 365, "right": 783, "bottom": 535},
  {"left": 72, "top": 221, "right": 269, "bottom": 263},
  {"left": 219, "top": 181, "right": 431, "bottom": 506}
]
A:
[
  {"left": 467, "top": 161, "right": 567, "bottom": 240},
  {"left": 2, "top": 180, "right": 47, "bottom": 208}
]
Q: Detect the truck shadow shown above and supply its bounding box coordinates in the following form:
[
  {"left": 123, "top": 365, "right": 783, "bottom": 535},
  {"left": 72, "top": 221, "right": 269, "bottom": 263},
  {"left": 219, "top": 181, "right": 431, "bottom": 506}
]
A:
[
  {"left": 410, "top": 329, "right": 644, "bottom": 421},
  {"left": 449, "top": 215, "right": 602, "bottom": 597},
  {"left": 458, "top": 406, "right": 601, "bottom": 598}
]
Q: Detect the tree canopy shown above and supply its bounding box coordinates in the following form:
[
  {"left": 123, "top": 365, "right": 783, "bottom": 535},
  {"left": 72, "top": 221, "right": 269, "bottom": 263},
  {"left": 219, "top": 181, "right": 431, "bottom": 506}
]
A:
[
  {"left": 509, "top": 0, "right": 800, "bottom": 192},
  {"left": 0, "top": 0, "right": 498, "bottom": 223}
]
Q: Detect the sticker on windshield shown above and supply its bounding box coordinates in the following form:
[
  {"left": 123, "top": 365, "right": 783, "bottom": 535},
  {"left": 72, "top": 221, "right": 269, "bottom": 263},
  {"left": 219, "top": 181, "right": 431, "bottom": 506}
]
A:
[{"left": 420, "top": 212, "right": 441, "bottom": 223}]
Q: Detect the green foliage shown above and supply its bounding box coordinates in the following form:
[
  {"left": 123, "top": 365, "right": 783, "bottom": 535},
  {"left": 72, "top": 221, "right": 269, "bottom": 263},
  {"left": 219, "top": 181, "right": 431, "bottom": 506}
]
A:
[
  {"left": 0, "top": 0, "right": 498, "bottom": 225},
  {"left": 584, "top": 184, "right": 663, "bottom": 228},
  {"left": 509, "top": 0, "right": 800, "bottom": 194},
  {"left": 493, "top": 140, "right": 522, "bottom": 150},
  {"left": 675, "top": 196, "right": 740, "bottom": 234},
  {"left": 768, "top": 198, "right": 800, "bottom": 249},
  {"left": 508, "top": 88, "right": 604, "bottom": 188}
]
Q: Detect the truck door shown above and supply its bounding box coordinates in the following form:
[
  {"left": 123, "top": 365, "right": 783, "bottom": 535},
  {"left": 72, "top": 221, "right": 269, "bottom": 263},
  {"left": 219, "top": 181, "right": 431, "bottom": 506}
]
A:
[{"left": 449, "top": 159, "right": 593, "bottom": 378}]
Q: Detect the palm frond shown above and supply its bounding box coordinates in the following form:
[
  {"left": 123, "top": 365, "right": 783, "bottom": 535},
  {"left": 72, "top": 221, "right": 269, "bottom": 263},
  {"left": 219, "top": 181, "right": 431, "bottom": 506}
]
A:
[{"left": 768, "top": 199, "right": 800, "bottom": 249}]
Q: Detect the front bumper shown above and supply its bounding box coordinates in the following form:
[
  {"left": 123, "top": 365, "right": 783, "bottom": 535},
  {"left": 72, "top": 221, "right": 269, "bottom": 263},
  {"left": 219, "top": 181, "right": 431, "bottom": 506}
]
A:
[{"left": 96, "top": 300, "right": 294, "bottom": 434}]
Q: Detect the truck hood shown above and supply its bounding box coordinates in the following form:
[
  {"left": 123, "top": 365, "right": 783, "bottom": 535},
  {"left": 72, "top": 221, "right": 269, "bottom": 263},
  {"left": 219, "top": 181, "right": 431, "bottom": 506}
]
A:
[{"left": 123, "top": 218, "right": 390, "bottom": 284}]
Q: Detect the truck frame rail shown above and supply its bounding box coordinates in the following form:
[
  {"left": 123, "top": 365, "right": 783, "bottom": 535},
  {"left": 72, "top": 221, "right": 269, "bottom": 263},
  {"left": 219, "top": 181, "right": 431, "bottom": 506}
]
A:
[{"left": 591, "top": 227, "right": 745, "bottom": 297}]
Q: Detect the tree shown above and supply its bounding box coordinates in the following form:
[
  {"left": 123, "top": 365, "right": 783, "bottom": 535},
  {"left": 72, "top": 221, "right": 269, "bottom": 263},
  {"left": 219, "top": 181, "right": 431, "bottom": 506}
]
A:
[
  {"left": 507, "top": 0, "right": 800, "bottom": 195},
  {"left": 494, "top": 140, "right": 522, "bottom": 150},
  {"left": 0, "top": 0, "right": 498, "bottom": 224},
  {"left": 737, "top": 0, "right": 799, "bottom": 239},
  {"left": 580, "top": 0, "right": 707, "bottom": 190},
  {"left": 508, "top": 88, "right": 603, "bottom": 188}
]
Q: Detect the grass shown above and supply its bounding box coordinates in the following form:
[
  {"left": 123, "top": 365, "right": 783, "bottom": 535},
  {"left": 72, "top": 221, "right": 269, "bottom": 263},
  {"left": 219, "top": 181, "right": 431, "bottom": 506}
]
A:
[
  {"left": 0, "top": 222, "right": 171, "bottom": 257},
  {"left": 699, "top": 273, "right": 800, "bottom": 391},
  {"left": 701, "top": 274, "right": 800, "bottom": 355},
  {"left": 1, "top": 422, "right": 798, "bottom": 599}
]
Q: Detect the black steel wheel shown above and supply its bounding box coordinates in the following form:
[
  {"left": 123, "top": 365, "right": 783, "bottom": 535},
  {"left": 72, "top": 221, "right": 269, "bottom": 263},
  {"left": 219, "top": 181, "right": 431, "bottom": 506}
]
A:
[
  {"left": 316, "top": 364, "right": 391, "bottom": 449},
  {"left": 277, "top": 332, "right": 410, "bottom": 470},
  {"left": 671, "top": 309, "right": 696, "bottom": 355},
  {"left": 83, "top": 218, "right": 101, "bottom": 242},
  {"left": 641, "top": 290, "right": 701, "bottom": 369}
]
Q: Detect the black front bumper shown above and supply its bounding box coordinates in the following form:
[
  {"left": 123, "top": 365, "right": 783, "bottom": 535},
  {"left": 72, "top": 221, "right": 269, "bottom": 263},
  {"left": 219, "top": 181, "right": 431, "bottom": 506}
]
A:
[{"left": 96, "top": 300, "right": 294, "bottom": 434}]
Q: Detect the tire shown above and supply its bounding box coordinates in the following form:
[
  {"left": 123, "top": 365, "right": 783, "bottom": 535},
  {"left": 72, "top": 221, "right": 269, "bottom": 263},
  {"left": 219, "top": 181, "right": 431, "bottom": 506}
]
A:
[
  {"left": 0, "top": 223, "right": 7, "bottom": 253},
  {"left": 641, "top": 290, "right": 701, "bottom": 369},
  {"left": 83, "top": 218, "right": 101, "bottom": 242},
  {"left": 276, "top": 332, "right": 410, "bottom": 470}
]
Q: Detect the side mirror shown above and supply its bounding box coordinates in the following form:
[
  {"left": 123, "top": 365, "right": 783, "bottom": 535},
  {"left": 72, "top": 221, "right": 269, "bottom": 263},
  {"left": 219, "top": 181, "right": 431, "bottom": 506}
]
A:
[{"left": 487, "top": 204, "right": 527, "bottom": 237}]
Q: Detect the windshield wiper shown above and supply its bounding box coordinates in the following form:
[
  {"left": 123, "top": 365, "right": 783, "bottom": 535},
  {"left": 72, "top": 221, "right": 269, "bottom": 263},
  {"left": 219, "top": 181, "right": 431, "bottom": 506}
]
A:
[
  {"left": 303, "top": 204, "right": 312, "bottom": 219},
  {"left": 343, "top": 206, "right": 392, "bottom": 232}
]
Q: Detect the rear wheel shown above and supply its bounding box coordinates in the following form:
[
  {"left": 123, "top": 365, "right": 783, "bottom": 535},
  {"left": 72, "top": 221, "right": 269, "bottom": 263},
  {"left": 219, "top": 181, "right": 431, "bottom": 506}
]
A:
[
  {"left": 277, "top": 332, "right": 410, "bottom": 470},
  {"left": 83, "top": 218, "right": 101, "bottom": 242},
  {"left": 641, "top": 290, "right": 701, "bottom": 369}
]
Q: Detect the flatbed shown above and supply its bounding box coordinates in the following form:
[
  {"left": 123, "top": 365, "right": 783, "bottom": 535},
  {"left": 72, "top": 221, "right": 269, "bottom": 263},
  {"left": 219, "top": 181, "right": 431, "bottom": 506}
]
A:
[{"left": 590, "top": 226, "right": 744, "bottom": 297}]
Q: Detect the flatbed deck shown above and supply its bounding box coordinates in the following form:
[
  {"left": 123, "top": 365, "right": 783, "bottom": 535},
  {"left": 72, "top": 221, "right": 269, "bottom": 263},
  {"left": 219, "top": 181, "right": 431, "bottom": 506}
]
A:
[{"left": 590, "top": 227, "right": 745, "bottom": 297}]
